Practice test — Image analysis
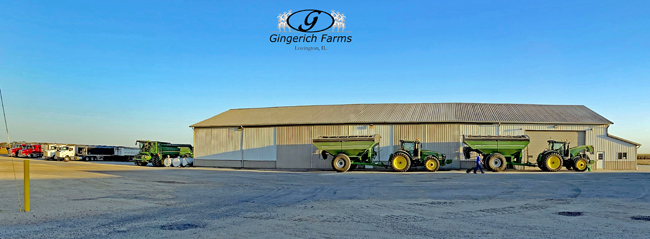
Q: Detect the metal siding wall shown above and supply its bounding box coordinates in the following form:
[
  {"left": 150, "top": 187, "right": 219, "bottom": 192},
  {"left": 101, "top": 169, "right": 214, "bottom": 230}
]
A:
[
  {"left": 195, "top": 128, "right": 242, "bottom": 162},
  {"left": 460, "top": 124, "right": 499, "bottom": 136},
  {"left": 276, "top": 126, "right": 312, "bottom": 168},
  {"left": 194, "top": 128, "right": 210, "bottom": 158},
  {"left": 424, "top": 124, "right": 461, "bottom": 169},
  {"left": 392, "top": 125, "right": 426, "bottom": 151},
  {"left": 348, "top": 125, "right": 392, "bottom": 162},
  {"left": 243, "top": 127, "right": 276, "bottom": 161}
]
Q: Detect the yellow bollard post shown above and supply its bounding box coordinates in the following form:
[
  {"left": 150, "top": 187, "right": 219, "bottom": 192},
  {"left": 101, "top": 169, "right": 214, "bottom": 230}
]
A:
[{"left": 24, "top": 160, "right": 30, "bottom": 212}]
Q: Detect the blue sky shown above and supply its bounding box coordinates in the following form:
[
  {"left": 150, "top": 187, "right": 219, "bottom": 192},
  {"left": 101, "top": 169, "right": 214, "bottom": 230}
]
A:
[{"left": 0, "top": 0, "right": 648, "bottom": 152}]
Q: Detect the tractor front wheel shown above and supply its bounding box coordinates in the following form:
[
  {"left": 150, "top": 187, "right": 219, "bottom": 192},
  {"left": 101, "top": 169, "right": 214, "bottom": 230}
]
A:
[
  {"left": 424, "top": 156, "right": 440, "bottom": 172},
  {"left": 152, "top": 156, "right": 162, "bottom": 167},
  {"left": 541, "top": 152, "right": 563, "bottom": 172},
  {"left": 332, "top": 153, "right": 352, "bottom": 172},
  {"left": 573, "top": 157, "right": 588, "bottom": 172},
  {"left": 486, "top": 153, "right": 507, "bottom": 172},
  {"left": 390, "top": 152, "right": 411, "bottom": 172}
]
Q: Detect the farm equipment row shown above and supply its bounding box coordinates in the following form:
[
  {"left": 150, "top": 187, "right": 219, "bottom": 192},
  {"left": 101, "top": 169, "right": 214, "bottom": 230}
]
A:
[
  {"left": 462, "top": 135, "right": 594, "bottom": 172},
  {"left": 7, "top": 140, "right": 194, "bottom": 167},
  {"left": 313, "top": 134, "right": 594, "bottom": 173},
  {"left": 313, "top": 135, "right": 452, "bottom": 173}
]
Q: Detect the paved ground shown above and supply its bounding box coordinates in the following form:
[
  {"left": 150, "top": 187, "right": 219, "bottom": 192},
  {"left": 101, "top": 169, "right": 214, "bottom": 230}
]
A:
[{"left": 1, "top": 156, "right": 650, "bottom": 238}]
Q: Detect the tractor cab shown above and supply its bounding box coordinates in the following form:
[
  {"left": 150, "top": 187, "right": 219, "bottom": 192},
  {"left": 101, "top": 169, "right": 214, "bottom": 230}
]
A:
[
  {"left": 548, "top": 140, "right": 570, "bottom": 157},
  {"left": 400, "top": 140, "right": 421, "bottom": 159}
]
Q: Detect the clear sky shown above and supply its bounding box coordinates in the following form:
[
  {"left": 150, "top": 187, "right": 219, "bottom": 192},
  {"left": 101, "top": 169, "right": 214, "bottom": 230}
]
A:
[{"left": 0, "top": 0, "right": 648, "bottom": 152}]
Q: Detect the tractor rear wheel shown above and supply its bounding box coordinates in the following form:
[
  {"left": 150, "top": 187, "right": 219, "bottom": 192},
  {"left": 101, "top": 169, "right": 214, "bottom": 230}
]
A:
[
  {"left": 486, "top": 153, "right": 507, "bottom": 172},
  {"left": 424, "top": 156, "right": 440, "bottom": 172},
  {"left": 332, "top": 153, "right": 352, "bottom": 172},
  {"left": 573, "top": 157, "right": 588, "bottom": 172},
  {"left": 541, "top": 152, "right": 563, "bottom": 172},
  {"left": 390, "top": 151, "right": 411, "bottom": 172}
]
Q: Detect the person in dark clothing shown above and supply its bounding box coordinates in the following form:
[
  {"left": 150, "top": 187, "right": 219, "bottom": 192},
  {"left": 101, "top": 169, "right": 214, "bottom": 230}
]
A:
[{"left": 474, "top": 154, "right": 484, "bottom": 174}]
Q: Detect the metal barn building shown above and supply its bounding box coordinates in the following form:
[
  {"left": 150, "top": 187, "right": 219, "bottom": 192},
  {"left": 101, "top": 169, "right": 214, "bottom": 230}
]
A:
[{"left": 190, "top": 103, "right": 641, "bottom": 170}]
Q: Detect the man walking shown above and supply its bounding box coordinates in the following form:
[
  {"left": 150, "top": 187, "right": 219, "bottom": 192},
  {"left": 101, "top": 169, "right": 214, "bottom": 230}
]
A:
[{"left": 474, "top": 154, "right": 484, "bottom": 174}]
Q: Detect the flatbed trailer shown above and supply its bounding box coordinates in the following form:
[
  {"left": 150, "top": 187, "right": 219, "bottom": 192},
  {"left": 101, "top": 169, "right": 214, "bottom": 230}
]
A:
[{"left": 77, "top": 145, "right": 140, "bottom": 161}]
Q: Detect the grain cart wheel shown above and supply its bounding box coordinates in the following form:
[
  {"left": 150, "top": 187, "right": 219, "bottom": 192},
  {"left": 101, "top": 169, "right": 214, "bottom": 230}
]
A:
[
  {"left": 424, "top": 156, "right": 440, "bottom": 172},
  {"left": 332, "top": 153, "right": 352, "bottom": 172},
  {"left": 390, "top": 151, "right": 411, "bottom": 172},
  {"left": 486, "top": 153, "right": 507, "bottom": 172},
  {"left": 64, "top": 156, "right": 71, "bottom": 162},
  {"left": 541, "top": 152, "right": 563, "bottom": 172},
  {"left": 573, "top": 157, "right": 588, "bottom": 172}
]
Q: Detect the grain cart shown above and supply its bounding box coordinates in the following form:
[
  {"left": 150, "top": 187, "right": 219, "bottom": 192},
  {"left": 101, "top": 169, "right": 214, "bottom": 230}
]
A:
[
  {"left": 536, "top": 140, "right": 594, "bottom": 172},
  {"left": 313, "top": 135, "right": 385, "bottom": 172},
  {"left": 133, "top": 140, "right": 194, "bottom": 167},
  {"left": 462, "top": 135, "right": 531, "bottom": 172},
  {"left": 388, "top": 140, "right": 450, "bottom": 172}
]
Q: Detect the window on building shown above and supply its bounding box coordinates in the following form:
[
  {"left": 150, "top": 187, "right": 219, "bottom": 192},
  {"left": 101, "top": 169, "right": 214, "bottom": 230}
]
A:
[{"left": 617, "top": 152, "right": 627, "bottom": 160}]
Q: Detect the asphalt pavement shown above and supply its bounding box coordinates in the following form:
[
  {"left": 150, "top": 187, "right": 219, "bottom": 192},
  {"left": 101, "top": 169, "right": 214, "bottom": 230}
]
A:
[{"left": 1, "top": 156, "right": 649, "bottom": 238}]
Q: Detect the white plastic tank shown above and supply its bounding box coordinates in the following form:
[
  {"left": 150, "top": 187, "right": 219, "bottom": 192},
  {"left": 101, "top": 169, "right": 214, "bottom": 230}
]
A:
[
  {"left": 164, "top": 158, "right": 172, "bottom": 167},
  {"left": 172, "top": 157, "right": 181, "bottom": 167}
]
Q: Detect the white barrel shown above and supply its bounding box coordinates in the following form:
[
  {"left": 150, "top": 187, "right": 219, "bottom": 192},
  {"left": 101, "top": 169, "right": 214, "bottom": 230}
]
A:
[
  {"left": 185, "top": 157, "right": 194, "bottom": 166},
  {"left": 163, "top": 158, "right": 172, "bottom": 167},
  {"left": 172, "top": 157, "right": 181, "bottom": 167},
  {"left": 181, "top": 158, "right": 188, "bottom": 167}
]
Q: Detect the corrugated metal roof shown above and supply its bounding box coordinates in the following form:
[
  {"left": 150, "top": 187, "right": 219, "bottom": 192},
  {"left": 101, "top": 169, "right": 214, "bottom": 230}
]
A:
[
  {"left": 190, "top": 103, "right": 613, "bottom": 127},
  {"left": 607, "top": 134, "right": 641, "bottom": 146}
]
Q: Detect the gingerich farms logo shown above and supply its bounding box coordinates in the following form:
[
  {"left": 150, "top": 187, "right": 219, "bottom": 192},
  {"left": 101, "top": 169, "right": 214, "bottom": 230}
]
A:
[{"left": 270, "top": 9, "right": 352, "bottom": 50}]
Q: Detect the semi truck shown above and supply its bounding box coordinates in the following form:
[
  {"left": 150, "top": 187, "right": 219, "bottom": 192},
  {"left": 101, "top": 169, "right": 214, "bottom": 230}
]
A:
[
  {"left": 43, "top": 144, "right": 65, "bottom": 160},
  {"left": 54, "top": 145, "right": 78, "bottom": 162},
  {"left": 10, "top": 144, "right": 42, "bottom": 158}
]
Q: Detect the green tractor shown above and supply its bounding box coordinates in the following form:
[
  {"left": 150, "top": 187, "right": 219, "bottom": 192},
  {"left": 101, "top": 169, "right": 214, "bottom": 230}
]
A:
[
  {"left": 537, "top": 140, "right": 594, "bottom": 172},
  {"left": 389, "top": 140, "right": 450, "bottom": 172},
  {"left": 133, "top": 140, "right": 194, "bottom": 167}
]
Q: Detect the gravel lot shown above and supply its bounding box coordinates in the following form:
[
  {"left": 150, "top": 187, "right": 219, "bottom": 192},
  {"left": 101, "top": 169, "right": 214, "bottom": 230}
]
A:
[{"left": 1, "top": 156, "right": 650, "bottom": 238}]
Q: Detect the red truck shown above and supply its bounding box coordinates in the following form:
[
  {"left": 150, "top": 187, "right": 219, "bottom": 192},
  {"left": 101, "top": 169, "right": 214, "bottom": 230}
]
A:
[
  {"left": 9, "top": 145, "right": 25, "bottom": 157},
  {"left": 11, "top": 144, "right": 42, "bottom": 158}
]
